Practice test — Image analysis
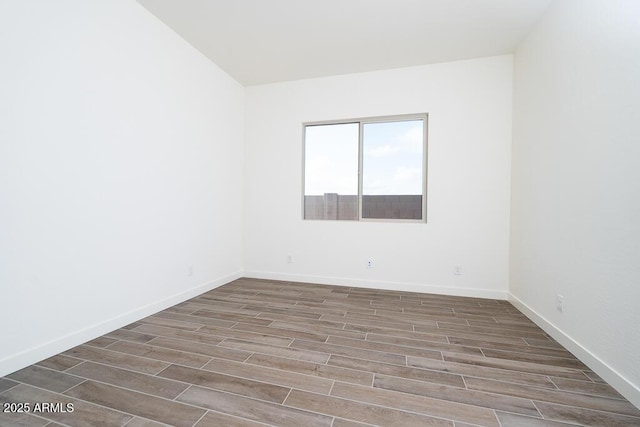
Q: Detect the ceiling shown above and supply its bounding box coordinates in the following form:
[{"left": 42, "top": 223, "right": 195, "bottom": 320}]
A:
[{"left": 137, "top": 0, "right": 552, "bottom": 86}]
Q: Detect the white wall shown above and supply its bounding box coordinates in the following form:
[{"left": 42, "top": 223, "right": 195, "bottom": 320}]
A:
[
  {"left": 0, "top": 0, "right": 244, "bottom": 376},
  {"left": 510, "top": 0, "right": 640, "bottom": 407},
  {"left": 244, "top": 56, "right": 513, "bottom": 299}
]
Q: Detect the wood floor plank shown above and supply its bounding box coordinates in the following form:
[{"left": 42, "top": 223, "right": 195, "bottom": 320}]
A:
[
  {"left": 269, "top": 320, "right": 367, "bottom": 340},
  {"left": 413, "top": 324, "right": 531, "bottom": 345},
  {"left": 371, "top": 299, "right": 440, "bottom": 310},
  {"left": 480, "top": 348, "right": 588, "bottom": 370},
  {"left": 85, "top": 336, "right": 119, "bottom": 348},
  {"left": 137, "top": 315, "right": 204, "bottom": 331},
  {"left": 290, "top": 339, "right": 407, "bottom": 365},
  {"left": 550, "top": 377, "right": 625, "bottom": 400},
  {"left": 220, "top": 338, "right": 331, "bottom": 363},
  {"left": 523, "top": 337, "right": 565, "bottom": 349},
  {"left": 190, "top": 294, "right": 248, "bottom": 308},
  {"left": 190, "top": 309, "right": 273, "bottom": 325},
  {"left": 328, "top": 355, "right": 465, "bottom": 388},
  {"left": 495, "top": 412, "right": 580, "bottom": 426},
  {"left": 373, "top": 309, "right": 470, "bottom": 326},
  {"left": 534, "top": 401, "right": 640, "bottom": 426},
  {"left": 406, "top": 355, "right": 558, "bottom": 389},
  {"left": 447, "top": 336, "right": 576, "bottom": 359},
  {"left": 246, "top": 353, "right": 374, "bottom": 386},
  {"left": 365, "top": 333, "right": 484, "bottom": 356},
  {"left": 404, "top": 305, "right": 489, "bottom": 317},
  {"left": 202, "top": 357, "right": 334, "bottom": 394},
  {"left": 583, "top": 371, "right": 608, "bottom": 384},
  {"left": 340, "top": 323, "right": 449, "bottom": 343},
  {"left": 464, "top": 377, "right": 640, "bottom": 418},
  {"left": 104, "top": 329, "right": 157, "bottom": 344},
  {"left": 197, "top": 324, "right": 294, "bottom": 346},
  {"left": 285, "top": 389, "right": 453, "bottom": 427},
  {"left": 256, "top": 310, "right": 353, "bottom": 324},
  {"left": 107, "top": 340, "right": 212, "bottom": 368},
  {"left": 442, "top": 352, "right": 590, "bottom": 380},
  {"left": 0, "top": 377, "right": 19, "bottom": 393},
  {"left": 62, "top": 345, "right": 170, "bottom": 375},
  {"left": 167, "top": 302, "right": 227, "bottom": 316},
  {"left": 146, "top": 336, "right": 251, "bottom": 362},
  {"left": 1, "top": 278, "right": 637, "bottom": 427},
  {"left": 131, "top": 324, "right": 225, "bottom": 346},
  {"left": 326, "top": 336, "right": 444, "bottom": 360},
  {"left": 465, "top": 318, "right": 545, "bottom": 332},
  {"left": 435, "top": 322, "right": 549, "bottom": 339},
  {"left": 287, "top": 301, "right": 377, "bottom": 317},
  {"left": 332, "top": 419, "right": 377, "bottom": 427},
  {"left": 232, "top": 322, "right": 329, "bottom": 342},
  {"left": 1, "top": 383, "right": 132, "bottom": 427},
  {"left": 373, "top": 373, "right": 542, "bottom": 417},
  {"left": 0, "top": 411, "right": 50, "bottom": 427},
  {"left": 193, "top": 295, "right": 262, "bottom": 309},
  {"left": 322, "top": 314, "right": 415, "bottom": 331},
  {"left": 301, "top": 300, "right": 376, "bottom": 315},
  {"left": 35, "top": 355, "right": 83, "bottom": 372},
  {"left": 67, "top": 361, "right": 189, "bottom": 399},
  {"left": 124, "top": 417, "right": 172, "bottom": 427},
  {"left": 252, "top": 296, "right": 323, "bottom": 307},
  {"left": 158, "top": 364, "right": 291, "bottom": 403},
  {"left": 64, "top": 380, "right": 205, "bottom": 427},
  {"left": 345, "top": 311, "right": 443, "bottom": 328},
  {"left": 194, "top": 411, "right": 272, "bottom": 427},
  {"left": 153, "top": 311, "right": 237, "bottom": 328},
  {"left": 7, "top": 365, "right": 84, "bottom": 393},
  {"left": 121, "top": 321, "right": 145, "bottom": 329},
  {"left": 178, "top": 385, "right": 333, "bottom": 427},
  {"left": 331, "top": 381, "right": 501, "bottom": 427}
]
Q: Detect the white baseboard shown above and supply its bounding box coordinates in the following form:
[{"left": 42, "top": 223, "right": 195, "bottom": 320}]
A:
[
  {"left": 0, "top": 270, "right": 242, "bottom": 378},
  {"left": 244, "top": 270, "right": 508, "bottom": 300},
  {"left": 509, "top": 293, "right": 640, "bottom": 409}
]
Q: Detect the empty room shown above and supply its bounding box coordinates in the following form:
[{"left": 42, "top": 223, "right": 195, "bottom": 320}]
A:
[{"left": 1, "top": 0, "right": 639, "bottom": 426}]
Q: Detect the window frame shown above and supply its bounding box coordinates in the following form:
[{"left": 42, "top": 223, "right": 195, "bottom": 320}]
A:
[{"left": 302, "top": 113, "right": 428, "bottom": 223}]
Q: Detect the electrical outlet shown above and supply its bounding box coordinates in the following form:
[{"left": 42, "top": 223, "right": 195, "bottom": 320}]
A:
[
  {"left": 286, "top": 255, "right": 292, "bottom": 264},
  {"left": 556, "top": 294, "right": 564, "bottom": 312},
  {"left": 453, "top": 265, "right": 462, "bottom": 276},
  {"left": 366, "top": 260, "right": 374, "bottom": 269},
  {"left": 188, "top": 266, "right": 194, "bottom": 277}
]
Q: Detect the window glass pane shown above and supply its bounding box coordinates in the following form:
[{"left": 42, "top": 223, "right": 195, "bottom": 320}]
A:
[
  {"left": 362, "top": 120, "right": 424, "bottom": 220},
  {"left": 304, "top": 123, "right": 359, "bottom": 220}
]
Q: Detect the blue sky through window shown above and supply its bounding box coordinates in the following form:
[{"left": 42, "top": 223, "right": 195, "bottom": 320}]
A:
[
  {"left": 363, "top": 120, "right": 423, "bottom": 195},
  {"left": 304, "top": 119, "right": 423, "bottom": 196},
  {"left": 304, "top": 123, "right": 358, "bottom": 195}
]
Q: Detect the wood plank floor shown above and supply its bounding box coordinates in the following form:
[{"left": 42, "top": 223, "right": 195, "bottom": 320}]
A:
[{"left": 2, "top": 278, "right": 639, "bottom": 427}]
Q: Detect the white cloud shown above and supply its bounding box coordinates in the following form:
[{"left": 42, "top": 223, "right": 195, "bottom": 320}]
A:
[
  {"left": 364, "top": 125, "right": 422, "bottom": 159},
  {"left": 393, "top": 166, "right": 422, "bottom": 184},
  {"left": 399, "top": 126, "right": 423, "bottom": 153},
  {"left": 305, "top": 154, "right": 357, "bottom": 195},
  {"left": 363, "top": 167, "right": 422, "bottom": 195},
  {"left": 364, "top": 144, "right": 399, "bottom": 158}
]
